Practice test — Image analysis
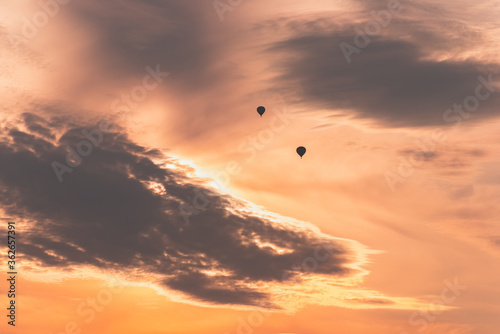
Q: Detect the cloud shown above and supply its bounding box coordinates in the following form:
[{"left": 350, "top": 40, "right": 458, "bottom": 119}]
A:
[
  {"left": 351, "top": 298, "right": 395, "bottom": 305},
  {"left": 0, "top": 114, "right": 370, "bottom": 310},
  {"left": 262, "top": 4, "right": 500, "bottom": 128},
  {"left": 59, "top": 0, "right": 224, "bottom": 94}
]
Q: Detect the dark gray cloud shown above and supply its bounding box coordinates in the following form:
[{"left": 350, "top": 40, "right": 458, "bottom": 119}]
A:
[
  {"left": 0, "top": 114, "right": 360, "bottom": 308},
  {"left": 264, "top": 6, "right": 500, "bottom": 128},
  {"left": 64, "top": 0, "right": 220, "bottom": 91}
]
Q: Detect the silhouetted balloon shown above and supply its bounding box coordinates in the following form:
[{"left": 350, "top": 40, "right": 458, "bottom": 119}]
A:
[
  {"left": 296, "top": 146, "right": 306, "bottom": 158},
  {"left": 257, "top": 106, "right": 265, "bottom": 117}
]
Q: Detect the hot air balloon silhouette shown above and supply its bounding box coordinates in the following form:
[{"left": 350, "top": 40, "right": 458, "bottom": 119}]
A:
[
  {"left": 296, "top": 146, "right": 306, "bottom": 159},
  {"left": 257, "top": 106, "right": 265, "bottom": 117}
]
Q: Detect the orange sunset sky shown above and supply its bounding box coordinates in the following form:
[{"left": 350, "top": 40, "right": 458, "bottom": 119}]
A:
[{"left": 0, "top": 0, "right": 499, "bottom": 333}]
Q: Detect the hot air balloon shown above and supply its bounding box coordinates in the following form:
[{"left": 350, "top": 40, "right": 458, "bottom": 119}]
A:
[
  {"left": 257, "top": 106, "right": 265, "bottom": 117},
  {"left": 296, "top": 146, "right": 306, "bottom": 158}
]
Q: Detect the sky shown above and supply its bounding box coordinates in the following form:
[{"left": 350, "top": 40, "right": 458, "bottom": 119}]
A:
[{"left": 0, "top": 0, "right": 499, "bottom": 333}]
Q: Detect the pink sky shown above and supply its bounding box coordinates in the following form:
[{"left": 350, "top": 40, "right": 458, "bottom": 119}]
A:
[{"left": 0, "top": 0, "right": 499, "bottom": 333}]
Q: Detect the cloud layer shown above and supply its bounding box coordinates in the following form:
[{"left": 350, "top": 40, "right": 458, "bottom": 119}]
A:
[
  {"left": 266, "top": 16, "right": 500, "bottom": 127},
  {"left": 0, "top": 114, "right": 369, "bottom": 309}
]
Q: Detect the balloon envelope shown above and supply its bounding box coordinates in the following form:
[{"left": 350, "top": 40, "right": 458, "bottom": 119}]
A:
[
  {"left": 296, "top": 146, "right": 306, "bottom": 158},
  {"left": 257, "top": 106, "right": 265, "bottom": 117}
]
